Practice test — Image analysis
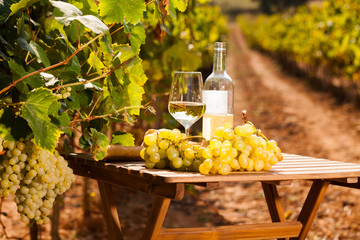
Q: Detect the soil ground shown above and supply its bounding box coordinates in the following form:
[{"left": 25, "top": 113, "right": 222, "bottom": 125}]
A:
[{"left": 2, "top": 24, "right": 360, "bottom": 240}]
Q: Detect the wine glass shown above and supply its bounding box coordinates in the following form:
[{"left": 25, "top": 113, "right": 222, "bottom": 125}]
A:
[{"left": 168, "top": 71, "right": 206, "bottom": 137}]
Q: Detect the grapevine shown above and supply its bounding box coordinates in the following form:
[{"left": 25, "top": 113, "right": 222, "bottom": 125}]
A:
[
  {"left": 238, "top": 0, "right": 360, "bottom": 101},
  {"left": 141, "top": 115, "right": 283, "bottom": 175}
]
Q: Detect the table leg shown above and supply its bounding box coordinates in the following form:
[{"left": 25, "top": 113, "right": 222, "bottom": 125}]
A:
[
  {"left": 290, "top": 180, "right": 330, "bottom": 240},
  {"left": 142, "top": 196, "right": 171, "bottom": 240},
  {"left": 97, "top": 180, "right": 123, "bottom": 240},
  {"left": 262, "top": 182, "right": 287, "bottom": 240}
]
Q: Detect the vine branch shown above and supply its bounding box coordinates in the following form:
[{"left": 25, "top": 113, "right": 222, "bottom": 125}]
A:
[{"left": 0, "top": 30, "right": 108, "bottom": 96}]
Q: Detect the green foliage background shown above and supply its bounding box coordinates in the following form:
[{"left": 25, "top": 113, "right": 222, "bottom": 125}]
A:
[
  {"left": 0, "top": 0, "right": 227, "bottom": 159},
  {"left": 238, "top": 0, "right": 360, "bottom": 100}
]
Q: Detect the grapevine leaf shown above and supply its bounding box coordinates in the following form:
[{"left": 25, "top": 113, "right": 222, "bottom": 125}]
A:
[
  {"left": 123, "top": 109, "right": 135, "bottom": 124},
  {"left": 17, "top": 37, "right": 34, "bottom": 53},
  {"left": 21, "top": 88, "right": 61, "bottom": 152},
  {"left": 50, "top": 0, "right": 82, "bottom": 18},
  {"left": 29, "top": 41, "right": 50, "bottom": 67},
  {"left": 113, "top": 45, "right": 136, "bottom": 65},
  {"left": 90, "top": 128, "right": 109, "bottom": 160},
  {"left": 64, "top": 86, "right": 92, "bottom": 111},
  {"left": 126, "top": 82, "right": 144, "bottom": 115},
  {"left": 111, "top": 131, "right": 135, "bottom": 146},
  {"left": 48, "top": 101, "right": 71, "bottom": 136},
  {"left": 68, "top": 0, "right": 98, "bottom": 16},
  {"left": 8, "top": 59, "right": 43, "bottom": 91},
  {"left": 123, "top": 21, "right": 145, "bottom": 53},
  {"left": 87, "top": 52, "right": 105, "bottom": 73},
  {"left": 166, "top": 0, "right": 178, "bottom": 18},
  {"left": 0, "top": 0, "right": 17, "bottom": 24},
  {"left": 99, "top": 0, "right": 146, "bottom": 24},
  {"left": 107, "top": 73, "right": 124, "bottom": 109},
  {"left": 0, "top": 108, "right": 31, "bottom": 141},
  {"left": 74, "top": 15, "right": 108, "bottom": 34},
  {"left": 126, "top": 56, "right": 148, "bottom": 86},
  {"left": 9, "top": 0, "right": 39, "bottom": 18}
]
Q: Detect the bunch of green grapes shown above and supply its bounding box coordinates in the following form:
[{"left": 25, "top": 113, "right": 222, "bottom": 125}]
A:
[
  {"left": 55, "top": 87, "right": 71, "bottom": 99},
  {"left": 197, "top": 123, "right": 283, "bottom": 175},
  {"left": 140, "top": 123, "right": 283, "bottom": 175},
  {"left": 0, "top": 139, "right": 75, "bottom": 224}
]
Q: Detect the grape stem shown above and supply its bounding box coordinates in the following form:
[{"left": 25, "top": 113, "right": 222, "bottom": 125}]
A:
[{"left": 242, "top": 109, "right": 269, "bottom": 141}]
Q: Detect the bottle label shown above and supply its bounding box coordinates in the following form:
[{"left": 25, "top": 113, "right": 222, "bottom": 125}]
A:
[{"left": 202, "top": 90, "right": 228, "bottom": 114}]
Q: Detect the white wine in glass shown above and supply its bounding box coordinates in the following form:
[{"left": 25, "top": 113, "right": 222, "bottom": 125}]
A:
[{"left": 168, "top": 71, "right": 206, "bottom": 137}]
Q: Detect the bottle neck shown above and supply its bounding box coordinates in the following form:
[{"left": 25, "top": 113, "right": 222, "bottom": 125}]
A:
[{"left": 213, "top": 49, "right": 226, "bottom": 74}]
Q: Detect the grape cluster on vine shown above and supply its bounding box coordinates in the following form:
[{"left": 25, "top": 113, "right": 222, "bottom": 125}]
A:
[
  {"left": 0, "top": 138, "right": 75, "bottom": 224},
  {"left": 55, "top": 87, "right": 72, "bottom": 99},
  {"left": 140, "top": 123, "right": 283, "bottom": 175}
]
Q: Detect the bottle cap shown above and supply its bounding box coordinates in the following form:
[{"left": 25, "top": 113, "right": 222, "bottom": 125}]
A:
[{"left": 214, "top": 42, "right": 226, "bottom": 51}]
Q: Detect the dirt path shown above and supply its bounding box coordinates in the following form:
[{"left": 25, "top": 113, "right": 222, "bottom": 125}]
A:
[
  {"left": 225, "top": 23, "right": 360, "bottom": 238},
  {"left": 229, "top": 24, "right": 360, "bottom": 162}
]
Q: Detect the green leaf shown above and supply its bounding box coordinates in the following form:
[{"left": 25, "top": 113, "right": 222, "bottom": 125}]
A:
[
  {"left": 75, "top": 15, "right": 108, "bottom": 34},
  {"left": 0, "top": 0, "right": 17, "bottom": 24},
  {"left": 50, "top": 0, "right": 82, "bottom": 18},
  {"left": 68, "top": 0, "right": 98, "bottom": 16},
  {"left": 9, "top": 0, "right": 39, "bottom": 18},
  {"left": 90, "top": 128, "right": 109, "bottom": 160},
  {"left": 126, "top": 56, "right": 148, "bottom": 86},
  {"left": 87, "top": 52, "right": 105, "bottom": 73},
  {"left": 113, "top": 44, "right": 136, "bottom": 63},
  {"left": 48, "top": 101, "right": 71, "bottom": 136},
  {"left": 8, "top": 59, "right": 43, "bottom": 91},
  {"left": 17, "top": 37, "right": 34, "bottom": 53},
  {"left": 21, "top": 88, "right": 61, "bottom": 152},
  {"left": 29, "top": 41, "right": 50, "bottom": 67},
  {"left": 124, "top": 21, "right": 145, "bottom": 53},
  {"left": 166, "top": 0, "right": 177, "bottom": 18},
  {"left": 126, "top": 82, "right": 144, "bottom": 115},
  {"left": 111, "top": 131, "right": 135, "bottom": 146},
  {"left": 0, "top": 108, "right": 32, "bottom": 141},
  {"left": 99, "top": 0, "right": 146, "bottom": 24}
]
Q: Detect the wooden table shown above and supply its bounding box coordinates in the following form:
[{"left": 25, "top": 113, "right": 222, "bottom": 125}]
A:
[{"left": 66, "top": 153, "right": 360, "bottom": 240}]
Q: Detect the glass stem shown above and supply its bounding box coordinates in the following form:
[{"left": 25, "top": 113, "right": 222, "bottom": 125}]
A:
[{"left": 185, "top": 127, "right": 190, "bottom": 137}]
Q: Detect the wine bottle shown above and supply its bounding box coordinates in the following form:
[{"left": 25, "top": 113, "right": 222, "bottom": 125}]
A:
[{"left": 202, "top": 42, "right": 234, "bottom": 140}]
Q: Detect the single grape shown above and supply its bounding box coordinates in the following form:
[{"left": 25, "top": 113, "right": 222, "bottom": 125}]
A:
[
  {"left": 184, "top": 148, "right": 195, "bottom": 160},
  {"left": 167, "top": 149, "right": 179, "bottom": 161},
  {"left": 254, "top": 160, "right": 265, "bottom": 171},
  {"left": 269, "top": 154, "right": 278, "bottom": 165},
  {"left": 140, "top": 148, "right": 146, "bottom": 160},
  {"left": 183, "top": 158, "right": 192, "bottom": 167},
  {"left": 245, "top": 159, "right": 254, "bottom": 171},
  {"left": 229, "top": 159, "right": 240, "bottom": 170},
  {"left": 267, "top": 140, "right": 278, "bottom": 151},
  {"left": 222, "top": 128, "right": 235, "bottom": 140},
  {"left": 214, "top": 127, "right": 225, "bottom": 138},
  {"left": 145, "top": 160, "right": 155, "bottom": 169},
  {"left": 144, "top": 134, "right": 157, "bottom": 146},
  {"left": 146, "top": 145, "right": 159, "bottom": 155},
  {"left": 202, "top": 148, "right": 213, "bottom": 159},
  {"left": 218, "top": 164, "right": 231, "bottom": 175},
  {"left": 172, "top": 157, "right": 183, "bottom": 169},
  {"left": 158, "top": 140, "right": 170, "bottom": 150},
  {"left": 150, "top": 153, "right": 161, "bottom": 163},
  {"left": 155, "top": 159, "right": 167, "bottom": 169},
  {"left": 199, "top": 164, "right": 209, "bottom": 175}
]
